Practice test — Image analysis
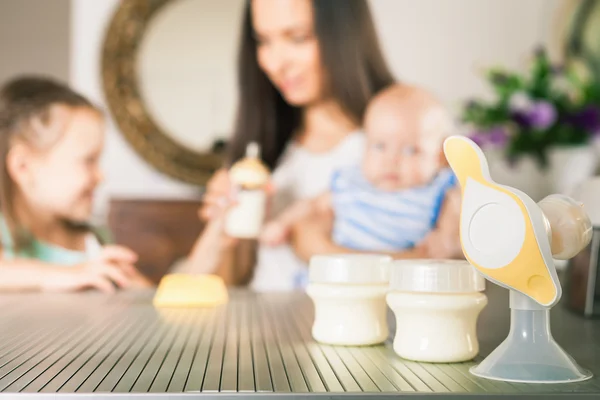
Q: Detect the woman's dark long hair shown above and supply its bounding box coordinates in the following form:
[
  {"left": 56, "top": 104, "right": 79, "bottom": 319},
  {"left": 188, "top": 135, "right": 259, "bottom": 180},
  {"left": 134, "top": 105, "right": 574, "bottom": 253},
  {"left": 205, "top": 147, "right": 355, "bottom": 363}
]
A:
[{"left": 228, "top": 0, "right": 396, "bottom": 170}]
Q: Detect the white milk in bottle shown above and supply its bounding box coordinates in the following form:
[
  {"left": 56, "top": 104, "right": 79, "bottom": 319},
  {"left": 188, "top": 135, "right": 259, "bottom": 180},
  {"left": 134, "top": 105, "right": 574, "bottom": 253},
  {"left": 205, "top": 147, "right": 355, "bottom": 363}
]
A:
[
  {"left": 306, "top": 254, "right": 391, "bottom": 346},
  {"left": 387, "top": 259, "right": 487, "bottom": 363}
]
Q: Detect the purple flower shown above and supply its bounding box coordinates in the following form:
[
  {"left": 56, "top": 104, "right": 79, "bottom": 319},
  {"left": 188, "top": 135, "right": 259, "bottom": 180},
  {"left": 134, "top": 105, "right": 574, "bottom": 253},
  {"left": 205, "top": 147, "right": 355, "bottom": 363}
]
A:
[
  {"left": 468, "top": 126, "right": 509, "bottom": 148},
  {"left": 488, "top": 126, "right": 509, "bottom": 146},
  {"left": 468, "top": 132, "right": 487, "bottom": 147},
  {"left": 569, "top": 106, "right": 600, "bottom": 133},
  {"left": 512, "top": 101, "right": 557, "bottom": 130},
  {"left": 530, "top": 102, "right": 557, "bottom": 129}
]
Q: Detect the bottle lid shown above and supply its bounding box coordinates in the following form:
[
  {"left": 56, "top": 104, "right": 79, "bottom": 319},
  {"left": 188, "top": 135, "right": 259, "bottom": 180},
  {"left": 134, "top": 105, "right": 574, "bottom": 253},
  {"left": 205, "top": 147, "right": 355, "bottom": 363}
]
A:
[
  {"left": 229, "top": 142, "right": 270, "bottom": 187},
  {"left": 308, "top": 254, "right": 391, "bottom": 284},
  {"left": 389, "top": 259, "right": 485, "bottom": 293}
]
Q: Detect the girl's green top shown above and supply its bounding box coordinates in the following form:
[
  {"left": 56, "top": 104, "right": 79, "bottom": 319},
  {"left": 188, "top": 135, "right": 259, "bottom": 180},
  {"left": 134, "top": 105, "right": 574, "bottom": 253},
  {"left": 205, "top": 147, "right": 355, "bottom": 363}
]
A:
[{"left": 0, "top": 215, "right": 111, "bottom": 266}]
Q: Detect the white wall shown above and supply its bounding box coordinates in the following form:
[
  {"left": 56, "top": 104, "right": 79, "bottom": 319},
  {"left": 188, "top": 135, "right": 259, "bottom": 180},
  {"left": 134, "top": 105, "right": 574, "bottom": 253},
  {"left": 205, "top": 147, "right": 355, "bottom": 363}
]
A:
[
  {"left": 0, "top": 0, "right": 70, "bottom": 85},
  {"left": 69, "top": 0, "right": 565, "bottom": 218},
  {"left": 370, "top": 0, "right": 562, "bottom": 108}
]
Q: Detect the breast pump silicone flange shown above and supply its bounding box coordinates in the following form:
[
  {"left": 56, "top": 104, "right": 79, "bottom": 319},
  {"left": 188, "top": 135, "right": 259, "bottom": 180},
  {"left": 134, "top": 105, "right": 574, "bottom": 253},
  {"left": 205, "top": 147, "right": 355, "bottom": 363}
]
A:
[{"left": 444, "top": 136, "right": 593, "bottom": 384}]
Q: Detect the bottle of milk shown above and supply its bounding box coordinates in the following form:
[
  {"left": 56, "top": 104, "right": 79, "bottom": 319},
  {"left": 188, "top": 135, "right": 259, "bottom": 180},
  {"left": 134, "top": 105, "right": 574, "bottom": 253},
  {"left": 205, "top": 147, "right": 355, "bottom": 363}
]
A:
[{"left": 224, "top": 142, "right": 270, "bottom": 239}]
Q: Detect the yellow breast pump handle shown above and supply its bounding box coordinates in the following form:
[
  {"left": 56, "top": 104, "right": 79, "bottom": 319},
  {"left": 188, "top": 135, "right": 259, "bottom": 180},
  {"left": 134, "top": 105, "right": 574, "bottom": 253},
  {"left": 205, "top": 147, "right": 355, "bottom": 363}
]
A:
[{"left": 443, "top": 135, "right": 560, "bottom": 306}]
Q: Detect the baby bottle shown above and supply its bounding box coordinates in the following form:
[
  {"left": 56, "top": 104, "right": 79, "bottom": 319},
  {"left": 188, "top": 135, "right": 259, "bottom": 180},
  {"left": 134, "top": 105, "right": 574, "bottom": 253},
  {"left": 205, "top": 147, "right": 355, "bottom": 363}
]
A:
[{"left": 225, "top": 142, "right": 270, "bottom": 239}]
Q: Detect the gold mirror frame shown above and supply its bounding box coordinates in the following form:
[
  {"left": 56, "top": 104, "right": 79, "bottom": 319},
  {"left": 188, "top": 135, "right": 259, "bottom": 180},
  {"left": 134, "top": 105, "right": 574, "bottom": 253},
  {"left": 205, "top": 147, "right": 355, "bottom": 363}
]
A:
[{"left": 101, "top": 0, "right": 225, "bottom": 186}]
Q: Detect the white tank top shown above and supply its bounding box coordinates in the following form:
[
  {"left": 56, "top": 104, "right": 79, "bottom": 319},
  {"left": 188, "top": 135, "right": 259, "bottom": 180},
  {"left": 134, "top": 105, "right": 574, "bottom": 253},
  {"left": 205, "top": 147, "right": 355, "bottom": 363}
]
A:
[{"left": 250, "top": 131, "right": 365, "bottom": 292}]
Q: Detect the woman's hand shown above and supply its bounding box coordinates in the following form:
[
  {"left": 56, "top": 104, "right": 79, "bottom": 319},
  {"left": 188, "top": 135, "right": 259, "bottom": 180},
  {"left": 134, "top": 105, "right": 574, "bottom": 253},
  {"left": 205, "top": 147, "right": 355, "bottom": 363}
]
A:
[
  {"left": 290, "top": 209, "right": 432, "bottom": 261},
  {"left": 197, "top": 168, "right": 240, "bottom": 252},
  {"left": 291, "top": 209, "right": 341, "bottom": 261},
  {"left": 187, "top": 167, "right": 277, "bottom": 277},
  {"left": 198, "top": 167, "right": 276, "bottom": 248},
  {"left": 200, "top": 168, "right": 233, "bottom": 221},
  {"left": 200, "top": 167, "right": 276, "bottom": 220},
  {"left": 186, "top": 169, "right": 241, "bottom": 274},
  {"left": 415, "top": 188, "right": 463, "bottom": 259}
]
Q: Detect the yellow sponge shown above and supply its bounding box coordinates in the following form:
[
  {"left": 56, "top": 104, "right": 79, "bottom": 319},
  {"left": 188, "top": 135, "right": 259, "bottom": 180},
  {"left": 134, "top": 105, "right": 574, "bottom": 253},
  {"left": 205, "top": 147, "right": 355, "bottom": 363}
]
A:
[{"left": 153, "top": 274, "right": 228, "bottom": 307}]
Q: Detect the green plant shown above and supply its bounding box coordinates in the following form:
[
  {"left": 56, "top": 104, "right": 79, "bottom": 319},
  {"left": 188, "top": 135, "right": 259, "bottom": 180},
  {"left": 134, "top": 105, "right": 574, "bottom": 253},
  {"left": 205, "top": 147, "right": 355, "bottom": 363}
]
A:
[{"left": 462, "top": 48, "right": 600, "bottom": 168}]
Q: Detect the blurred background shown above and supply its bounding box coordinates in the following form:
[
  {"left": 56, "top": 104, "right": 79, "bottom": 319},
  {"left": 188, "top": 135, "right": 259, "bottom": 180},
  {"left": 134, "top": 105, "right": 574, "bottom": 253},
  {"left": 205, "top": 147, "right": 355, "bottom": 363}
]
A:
[{"left": 2, "top": 0, "right": 598, "bottom": 278}]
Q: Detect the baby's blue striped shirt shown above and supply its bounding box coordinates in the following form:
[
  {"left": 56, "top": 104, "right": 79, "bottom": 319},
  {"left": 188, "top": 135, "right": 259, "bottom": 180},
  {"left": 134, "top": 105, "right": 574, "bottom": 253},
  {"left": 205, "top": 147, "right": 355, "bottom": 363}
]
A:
[
  {"left": 330, "top": 166, "right": 457, "bottom": 252},
  {"left": 292, "top": 167, "right": 457, "bottom": 289}
]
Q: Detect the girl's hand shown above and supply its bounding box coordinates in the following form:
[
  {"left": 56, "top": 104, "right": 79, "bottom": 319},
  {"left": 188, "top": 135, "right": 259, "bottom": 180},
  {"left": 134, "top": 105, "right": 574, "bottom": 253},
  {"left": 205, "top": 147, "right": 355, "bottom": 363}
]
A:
[
  {"left": 100, "top": 245, "right": 153, "bottom": 288},
  {"left": 40, "top": 245, "right": 150, "bottom": 293},
  {"left": 41, "top": 261, "right": 131, "bottom": 294}
]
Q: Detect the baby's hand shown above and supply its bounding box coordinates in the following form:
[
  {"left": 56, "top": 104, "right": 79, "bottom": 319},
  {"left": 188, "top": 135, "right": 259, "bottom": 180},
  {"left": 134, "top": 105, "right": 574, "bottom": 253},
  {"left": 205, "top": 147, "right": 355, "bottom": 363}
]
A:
[{"left": 260, "top": 221, "right": 289, "bottom": 246}]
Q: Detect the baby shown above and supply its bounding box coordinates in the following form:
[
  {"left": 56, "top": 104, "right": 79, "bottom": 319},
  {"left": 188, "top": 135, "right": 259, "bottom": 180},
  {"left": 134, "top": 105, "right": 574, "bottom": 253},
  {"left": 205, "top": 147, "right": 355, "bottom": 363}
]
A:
[{"left": 261, "top": 84, "right": 462, "bottom": 258}]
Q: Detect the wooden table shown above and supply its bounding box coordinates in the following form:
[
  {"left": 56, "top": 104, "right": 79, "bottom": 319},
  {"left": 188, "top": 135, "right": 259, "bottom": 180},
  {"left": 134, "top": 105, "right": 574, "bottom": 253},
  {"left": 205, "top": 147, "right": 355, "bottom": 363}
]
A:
[{"left": 0, "top": 284, "right": 598, "bottom": 399}]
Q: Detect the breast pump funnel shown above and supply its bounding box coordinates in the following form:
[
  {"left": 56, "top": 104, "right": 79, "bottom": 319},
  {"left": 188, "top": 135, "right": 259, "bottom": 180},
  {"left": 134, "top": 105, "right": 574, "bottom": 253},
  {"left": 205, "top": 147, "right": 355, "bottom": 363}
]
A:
[
  {"left": 470, "top": 291, "right": 591, "bottom": 383},
  {"left": 444, "top": 136, "right": 593, "bottom": 384}
]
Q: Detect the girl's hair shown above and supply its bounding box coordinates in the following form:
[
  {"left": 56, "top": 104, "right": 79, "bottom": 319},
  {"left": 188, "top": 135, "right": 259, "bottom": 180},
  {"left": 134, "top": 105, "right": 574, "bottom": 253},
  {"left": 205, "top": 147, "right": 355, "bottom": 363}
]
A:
[
  {"left": 228, "top": 0, "right": 396, "bottom": 170},
  {"left": 0, "top": 75, "right": 100, "bottom": 251}
]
